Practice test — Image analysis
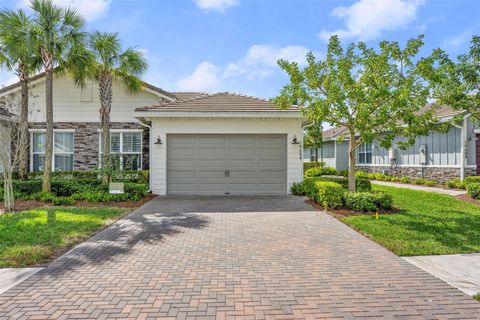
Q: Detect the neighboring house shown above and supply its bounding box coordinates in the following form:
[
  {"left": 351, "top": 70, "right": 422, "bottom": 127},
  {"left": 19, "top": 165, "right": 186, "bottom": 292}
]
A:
[
  {"left": 0, "top": 107, "right": 15, "bottom": 174},
  {"left": 0, "top": 74, "right": 305, "bottom": 195},
  {"left": 310, "top": 106, "right": 477, "bottom": 182}
]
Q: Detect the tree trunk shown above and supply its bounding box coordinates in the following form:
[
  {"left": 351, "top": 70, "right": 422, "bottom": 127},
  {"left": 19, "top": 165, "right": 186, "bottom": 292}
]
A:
[
  {"left": 42, "top": 65, "right": 54, "bottom": 192},
  {"left": 18, "top": 75, "right": 29, "bottom": 180},
  {"left": 3, "top": 169, "right": 14, "bottom": 213},
  {"left": 100, "top": 73, "right": 113, "bottom": 185},
  {"left": 348, "top": 132, "right": 357, "bottom": 192},
  {"left": 315, "top": 148, "right": 319, "bottom": 163}
]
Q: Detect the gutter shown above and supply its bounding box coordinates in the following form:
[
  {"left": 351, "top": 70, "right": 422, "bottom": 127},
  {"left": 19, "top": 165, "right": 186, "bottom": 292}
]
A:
[{"left": 138, "top": 121, "right": 152, "bottom": 192}]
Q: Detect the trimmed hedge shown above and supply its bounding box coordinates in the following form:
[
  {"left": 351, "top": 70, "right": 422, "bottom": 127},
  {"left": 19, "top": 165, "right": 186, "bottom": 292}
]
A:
[
  {"left": 344, "top": 191, "right": 393, "bottom": 211},
  {"left": 303, "top": 161, "right": 326, "bottom": 172},
  {"left": 27, "top": 170, "right": 149, "bottom": 184},
  {"left": 308, "top": 176, "right": 372, "bottom": 192},
  {"left": 304, "top": 166, "right": 338, "bottom": 177},
  {"left": 466, "top": 176, "right": 480, "bottom": 185},
  {"left": 467, "top": 182, "right": 480, "bottom": 199},
  {"left": 313, "top": 181, "right": 344, "bottom": 209}
]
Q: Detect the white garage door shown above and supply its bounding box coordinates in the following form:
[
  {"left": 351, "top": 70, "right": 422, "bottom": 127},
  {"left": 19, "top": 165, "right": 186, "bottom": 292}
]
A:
[{"left": 167, "top": 134, "right": 287, "bottom": 195}]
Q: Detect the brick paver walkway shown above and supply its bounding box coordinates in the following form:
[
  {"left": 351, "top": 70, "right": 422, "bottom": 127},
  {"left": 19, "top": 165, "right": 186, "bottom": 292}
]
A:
[{"left": 1, "top": 196, "right": 479, "bottom": 319}]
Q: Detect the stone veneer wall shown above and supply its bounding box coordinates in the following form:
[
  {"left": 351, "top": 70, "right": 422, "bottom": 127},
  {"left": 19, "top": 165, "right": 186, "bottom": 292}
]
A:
[
  {"left": 29, "top": 122, "right": 149, "bottom": 171},
  {"left": 355, "top": 165, "right": 475, "bottom": 183}
]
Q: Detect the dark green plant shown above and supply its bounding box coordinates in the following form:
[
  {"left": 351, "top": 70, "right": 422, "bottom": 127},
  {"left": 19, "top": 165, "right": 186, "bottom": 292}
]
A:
[
  {"left": 446, "top": 178, "right": 466, "bottom": 189},
  {"left": 313, "top": 181, "right": 343, "bottom": 209},
  {"left": 467, "top": 182, "right": 480, "bottom": 199},
  {"left": 465, "top": 176, "right": 480, "bottom": 185},
  {"left": 305, "top": 166, "right": 337, "bottom": 177},
  {"left": 344, "top": 191, "right": 393, "bottom": 211}
]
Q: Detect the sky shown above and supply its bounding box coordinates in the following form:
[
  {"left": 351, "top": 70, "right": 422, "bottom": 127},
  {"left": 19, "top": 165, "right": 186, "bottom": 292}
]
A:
[{"left": 0, "top": 0, "right": 479, "bottom": 99}]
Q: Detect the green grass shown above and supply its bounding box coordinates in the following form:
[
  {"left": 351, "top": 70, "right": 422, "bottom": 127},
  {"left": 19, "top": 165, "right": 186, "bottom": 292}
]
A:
[
  {"left": 342, "top": 185, "right": 480, "bottom": 256},
  {"left": 0, "top": 207, "right": 128, "bottom": 267}
]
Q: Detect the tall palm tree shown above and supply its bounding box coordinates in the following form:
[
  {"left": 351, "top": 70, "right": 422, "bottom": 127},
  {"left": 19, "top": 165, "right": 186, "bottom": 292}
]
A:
[
  {"left": 79, "top": 31, "right": 147, "bottom": 184},
  {"left": 0, "top": 9, "right": 39, "bottom": 180},
  {"left": 29, "top": 0, "right": 86, "bottom": 192}
]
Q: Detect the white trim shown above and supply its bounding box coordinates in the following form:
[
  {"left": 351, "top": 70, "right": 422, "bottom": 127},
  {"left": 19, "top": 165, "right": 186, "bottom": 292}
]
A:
[
  {"left": 98, "top": 130, "right": 143, "bottom": 171},
  {"left": 30, "top": 131, "right": 75, "bottom": 172},
  {"left": 136, "top": 112, "right": 303, "bottom": 119}
]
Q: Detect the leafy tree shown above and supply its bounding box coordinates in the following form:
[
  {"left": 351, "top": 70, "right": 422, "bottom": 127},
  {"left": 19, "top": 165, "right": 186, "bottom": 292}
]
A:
[
  {"left": 432, "top": 36, "right": 480, "bottom": 121},
  {"left": 29, "top": 0, "right": 86, "bottom": 192},
  {"left": 73, "top": 31, "right": 147, "bottom": 185},
  {"left": 274, "top": 35, "right": 442, "bottom": 191},
  {"left": 303, "top": 122, "right": 323, "bottom": 163},
  {"left": 0, "top": 9, "right": 39, "bottom": 180}
]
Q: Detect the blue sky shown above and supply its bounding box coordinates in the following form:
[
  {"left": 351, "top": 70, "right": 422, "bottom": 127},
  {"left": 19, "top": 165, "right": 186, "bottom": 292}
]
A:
[{"left": 1, "top": 0, "right": 479, "bottom": 99}]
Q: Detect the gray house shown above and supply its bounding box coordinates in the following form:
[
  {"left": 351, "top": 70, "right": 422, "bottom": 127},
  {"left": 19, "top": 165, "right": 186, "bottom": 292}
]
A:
[{"left": 304, "top": 106, "right": 478, "bottom": 182}]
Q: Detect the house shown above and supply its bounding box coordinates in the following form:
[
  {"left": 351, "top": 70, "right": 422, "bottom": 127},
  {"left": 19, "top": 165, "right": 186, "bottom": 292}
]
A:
[
  {"left": 0, "top": 107, "right": 16, "bottom": 173},
  {"left": 305, "top": 106, "right": 477, "bottom": 182},
  {"left": 0, "top": 73, "right": 305, "bottom": 195}
]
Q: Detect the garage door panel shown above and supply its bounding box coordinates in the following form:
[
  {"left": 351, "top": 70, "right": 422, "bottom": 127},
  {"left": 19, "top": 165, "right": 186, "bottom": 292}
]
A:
[{"left": 167, "top": 134, "right": 286, "bottom": 195}]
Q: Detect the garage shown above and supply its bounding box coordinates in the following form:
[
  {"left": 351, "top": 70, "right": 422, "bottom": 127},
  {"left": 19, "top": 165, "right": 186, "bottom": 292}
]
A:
[
  {"left": 167, "top": 134, "right": 286, "bottom": 195},
  {"left": 134, "top": 92, "right": 305, "bottom": 195}
]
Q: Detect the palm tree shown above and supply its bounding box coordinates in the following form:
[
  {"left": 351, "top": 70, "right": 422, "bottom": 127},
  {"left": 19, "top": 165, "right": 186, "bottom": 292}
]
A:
[
  {"left": 0, "top": 9, "right": 39, "bottom": 180},
  {"left": 29, "top": 0, "right": 86, "bottom": 192},
  {"left": 79, "top": 31, "right": 147, "bottom": 184}
]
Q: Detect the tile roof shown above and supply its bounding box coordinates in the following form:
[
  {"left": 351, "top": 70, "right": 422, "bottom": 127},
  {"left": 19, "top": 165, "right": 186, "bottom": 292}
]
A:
[
  {"left": 323, "top": 104, "right": 466, "bottom": 140},
  {"left": 136, "top": 92, "right": 299, "bottom": 113}
]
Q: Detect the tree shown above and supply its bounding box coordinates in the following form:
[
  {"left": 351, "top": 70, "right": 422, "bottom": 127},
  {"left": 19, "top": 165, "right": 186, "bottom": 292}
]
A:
[
  {"left": 0, "top": 102, "right": 29, "bottom": 212},
  {"left": 0, "top": 9, "right": 39, "bottom": 180},
  {"left": 432, "top": 36, "right": 480, "bottom": 121},
  {"left": 29, "top": 0, "right": 86, "bottom": 192},
  {"left": 74, "top": 31, "right": 147, "bottom": 185},
  {"left": 303, "top": 122, "right": 323, "bottom": 163},
  {"left": 274, "top": 35, "right": 442, "bottom": 191}
]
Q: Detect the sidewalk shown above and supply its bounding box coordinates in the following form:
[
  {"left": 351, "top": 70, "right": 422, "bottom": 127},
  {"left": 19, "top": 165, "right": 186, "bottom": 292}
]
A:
[{"left": 372, "top": 180, "right": 467, "bottom": 196}]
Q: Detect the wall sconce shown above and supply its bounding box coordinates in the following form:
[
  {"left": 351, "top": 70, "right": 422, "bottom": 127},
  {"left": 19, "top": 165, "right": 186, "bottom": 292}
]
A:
[
  {"left": 154, "top": 136, "right": 163, "bottom": 145},
  {"left": 292, "top": 135, "right": 299, "bottom": 144}
]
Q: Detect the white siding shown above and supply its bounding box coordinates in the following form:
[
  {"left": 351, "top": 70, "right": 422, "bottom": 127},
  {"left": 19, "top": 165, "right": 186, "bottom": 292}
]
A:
[
  {"left": 148, "top": 117, "right": 303, "bottom": 195},
  {"left": 18, "top": 75, "right": 163, "bottom": 123}
]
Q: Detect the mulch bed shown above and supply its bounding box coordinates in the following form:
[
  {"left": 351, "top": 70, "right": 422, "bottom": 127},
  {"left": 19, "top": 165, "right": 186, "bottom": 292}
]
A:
[
  {"left": 455, "top": 193, "right": 480, "bottom": 206},
  {"left": 305, "top": 199, "right": 401, "bottom": 219},
  {"left": 0, "top": 193, "right": 156, "bottom": 213}
]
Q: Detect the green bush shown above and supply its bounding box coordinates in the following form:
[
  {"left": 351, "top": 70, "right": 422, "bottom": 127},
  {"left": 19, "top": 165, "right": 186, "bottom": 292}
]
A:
[
  {"left": 343, "top": 191, "right": 393, "bottom": 211},
  {"left": 465, "top": 176, "right": 480, "bottom": 185},
  {"left": 27, "top": 170, "right": 149, "bottom": 183},
  {"left": 446, "top": 178, "right": 466, "bottom": 189},
  {"left": 303, "top": 161, "right": 326, "bottom": 172},
  {"left": 290, "top": 182, "right": 307, "bottom": 196},
  {"left": 52, "top": 196, "right": 75, "bottom": 206},
  {"left": 399, "top": 177, "right": 411, "bottom": 184},
  {"left": 307, "top": 176, "right": 371, "bottom": 192},
  {"left": 33, "top": 191, "right": 56, "bottom": 203},
  {"left": 337, "top": 170, "right": 349, "bottom": 177},
  {"left": 304, "top": 166, "right": 337, "bottom": 177},
  {"left": 414, "top": 179, "right": 436, "bottom": 186},
  {"left": 313, "top": 181, "right": 343, "bottom": 209},
  {"left": 124, "top": 183, "right": 149, "bottom": 201},
  {"left": 467, "top": 182, "right": 480, "bottom": 199}
]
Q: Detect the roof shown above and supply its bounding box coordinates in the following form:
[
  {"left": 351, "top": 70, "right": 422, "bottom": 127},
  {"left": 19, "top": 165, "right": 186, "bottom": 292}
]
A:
[
  {"left": 323, "top": 104, "right": 466, "bottom": 140},
  {"left": 0, "top": 71, "right": 176, "bottom": 100},
  {"left": 136, "top": 92, "right": 299, "bottom": 113}
]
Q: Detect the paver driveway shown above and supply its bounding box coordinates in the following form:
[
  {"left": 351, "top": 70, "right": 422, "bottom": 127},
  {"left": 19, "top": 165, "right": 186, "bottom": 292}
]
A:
[{"left": 1, "top": 196, "right": 479, "bottom": 319}]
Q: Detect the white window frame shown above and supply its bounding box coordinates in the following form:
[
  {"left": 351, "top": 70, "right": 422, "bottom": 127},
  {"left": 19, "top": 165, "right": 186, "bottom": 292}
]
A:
[
  {"left": 98, "top": 129, "right": 143, "bottom": 171},
  {"left": 357, "top": 143, "right": 373, "bottom": 165},
  {"left": 29, "top": 129, "right": 75, "bottom": 172}
]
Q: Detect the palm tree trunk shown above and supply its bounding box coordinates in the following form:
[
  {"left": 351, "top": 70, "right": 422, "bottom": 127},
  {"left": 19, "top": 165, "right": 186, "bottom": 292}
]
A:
[
  {"left": 42, "top": 65, "right": 54, "bottom": 192},
  {"left": 18, "top": 74, "right": 29, "bottom": 180},
  {"left": 100, "top": 73, "right": 113, "bottom": 185}
]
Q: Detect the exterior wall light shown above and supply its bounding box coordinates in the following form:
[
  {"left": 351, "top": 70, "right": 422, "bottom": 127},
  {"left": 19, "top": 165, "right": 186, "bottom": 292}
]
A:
[
  {"left": 292, "top": 135, "right": 300, "bottom": 144},
  {"left": 154, "top": 136, "right": 163, "bottom": 145}
]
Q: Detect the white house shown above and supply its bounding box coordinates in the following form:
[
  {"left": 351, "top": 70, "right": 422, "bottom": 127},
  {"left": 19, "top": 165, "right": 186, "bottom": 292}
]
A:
[{"left": 0, "top": 74, "right": 305, "bottom": 195}]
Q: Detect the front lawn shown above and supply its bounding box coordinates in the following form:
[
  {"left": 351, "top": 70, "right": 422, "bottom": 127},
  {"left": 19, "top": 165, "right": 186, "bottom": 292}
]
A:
[
  {"left": 342, "top": 185, "right": 480, "bottom": 256},
  {"left": 0, "top": 207, "right": 128, "bottom": 267}
]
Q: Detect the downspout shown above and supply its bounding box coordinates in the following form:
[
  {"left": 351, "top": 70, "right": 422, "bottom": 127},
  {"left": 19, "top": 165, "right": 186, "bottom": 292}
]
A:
[
  {"left": 138, "top": 121, "right": 152, "bottom": 192},
  {"left": 460, "top": 115, "right": 468, "bottom": 181}
]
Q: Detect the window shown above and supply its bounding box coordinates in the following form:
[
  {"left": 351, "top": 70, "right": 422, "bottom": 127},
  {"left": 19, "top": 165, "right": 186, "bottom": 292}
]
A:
[
  {"left": 357, "top": 143, "right": 372, "bottom": 164},
  {"left": 31, "top": 131, "right": 74, "bottom": 172},
  {"left": 100, "top": 131, "right": 142, "bottom": 170}
]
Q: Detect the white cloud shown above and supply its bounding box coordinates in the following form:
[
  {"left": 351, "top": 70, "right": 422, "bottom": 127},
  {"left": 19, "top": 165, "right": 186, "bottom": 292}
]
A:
[
  {"left": 21, "top": 0, "right": 111, "bottom": 21},
  {"left": 193, "top": 0, "right": 238, "bottom": 12},
  {"left": 443, "top": 29, "right": 473, "bottom": 52},
  {"left": 176, "top": 62, "right": 221, "bottom": 92},
  {"left": 319, "top": 0, "right": 425, "bottom": 41},
  {"left": 224, "top": 44, "right": 310, "bottom": 80}
]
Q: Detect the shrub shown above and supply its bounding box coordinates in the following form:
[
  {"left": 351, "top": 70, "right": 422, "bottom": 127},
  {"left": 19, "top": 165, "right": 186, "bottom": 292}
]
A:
[
  {"left": 303, "top": 161, "right": 326, "bottom": 172},
  {"left": 290, "top": 182, "right": 307, "bottom": 196},
  {"left": 52, "top": 196, "right": 75, "bottom": 206},
  {"left": 465, "top": 176, "right": 480, "bottom": 185},
  {"left": 33, "top": 191, "right": 56, "bottom": 203},
  {"left": 337, "top": 170, "right": 349, "bottom": 177},
  {"left": 308, "top": 176, "right": 371, "bottom": 192},
  {"left": 124, "top": 183, "right": 149, "bottom": 201},
  {"left": 27, "top": 170, "right": 149, "bottom": 183},
  {"left": 399, "top": 177, "right": 411, "bottom": 184},
  {"left": 446, "top": 178, "right": 466, "bottom": 189},
  {"left": 415, "top": 179, "right": 436, "bottom": 186},
  {"left": 313, "top": 181, "right": 343, "bottom": 209},
  {"left": 467, "top": 182, "right": 480, "bottom": 199},
  {"left": 344, "top": 191, "right": 393, "bottom": 211},
  {"left": 355, "top": 171, "right": 370, "bottom": 179},
  {"left": 305, "top": 166, "right": 337, "bottom": 177},
  {"left": 390, "top": 177, "right": 402, "bottom": 182}
]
